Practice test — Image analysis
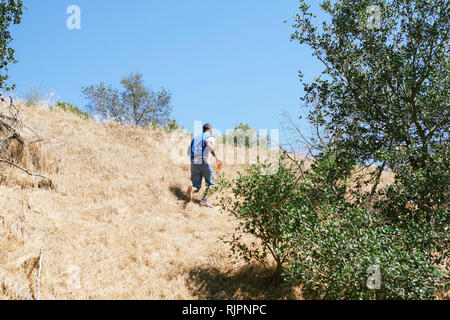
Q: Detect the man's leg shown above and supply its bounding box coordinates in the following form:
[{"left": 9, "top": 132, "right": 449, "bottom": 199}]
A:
[
  {"left": 186, "top": 186, "right": 200, "bottom": 202},
  {"left": 186, "top": 164, "right": 202, "bottom": 202},
  {"left": 200, "top": 187, "right": 214, "bottom": 208},
  {"left": 201, "top": 187, "right": 211, "bottom": 202},
  {"left": 200, "top": 163, "right": 215, "bottom": 207}
]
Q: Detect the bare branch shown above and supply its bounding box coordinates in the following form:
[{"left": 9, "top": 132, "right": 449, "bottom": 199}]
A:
[{"left": 0, "top": 157, "right": 52, "bottom": 184}]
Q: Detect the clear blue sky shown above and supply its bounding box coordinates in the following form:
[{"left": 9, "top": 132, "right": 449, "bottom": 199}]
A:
[{"left": 9, "top": 0, "right": 324, "bottom": 137}]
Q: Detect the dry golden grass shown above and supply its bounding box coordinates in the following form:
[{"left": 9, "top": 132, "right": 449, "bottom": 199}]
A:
[{"left": 0, "top": 101, "right": 297, "bottom": 300}]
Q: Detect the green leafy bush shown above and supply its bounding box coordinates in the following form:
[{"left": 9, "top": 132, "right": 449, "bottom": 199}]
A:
[
  {"left": 164, "top": 119, "right": 183, "bottom": 132},
  {"left": 376, "top": 146, "right": 449, "bottom": 224},
  {"left": 218, "top": 157, "right": 447, "bottom": 299},
  {"left": 300, "top": 148, "right": 355, "bottom": 206},
  {"left": 293, "top": 151, "right": 447, "bottom": 300},
  {"left": 52, "top": 101, "right": 91, "bottom": 119},
  {"left": 215, "top": 0, "right": 449, "bottom": 299},
  {"left": 217, "top": 158, "right": 310, "bottom": 281},
  {"left": 374, "top": 145, "right": 449, "bottom": 270},
  {"left": 285, "top": 203, "right": 444, "bottom": 300}
]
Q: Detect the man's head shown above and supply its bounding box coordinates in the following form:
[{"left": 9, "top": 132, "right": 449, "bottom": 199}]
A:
[{"left": 203, "top": 123, "right": 213, "bottom": 135}]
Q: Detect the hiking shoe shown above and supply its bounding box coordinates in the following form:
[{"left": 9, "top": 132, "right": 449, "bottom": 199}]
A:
[
  {"left": 200, "top": 200, "right": 214, "bottom": 208},
  {"left": 186, "top": 186, "right": 193, "bottom": 202}
]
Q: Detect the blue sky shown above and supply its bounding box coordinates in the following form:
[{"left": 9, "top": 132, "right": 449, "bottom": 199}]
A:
[{"left": 8, "top": 0, "right": 324, "bottom": 138}]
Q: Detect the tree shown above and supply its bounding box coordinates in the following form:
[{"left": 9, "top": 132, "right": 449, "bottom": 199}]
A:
[
  {"left": 292, "top": 0, "right": 449, "bottom": 209},
  {"left": 217, "top": 158, "right": 306, "bottom": 282},
  {"left": 222, "top": 122, "right": 271, "bottom": 148},
  {"left": 82, "top": 73, "right": 172, "bottom": 127},
  {"left": 0, "top": 1, "right": 28, "bottom": 178},
  {"left": 223, "top": 122, "right": 256, "bottom": 147},
  {"left": 284, "top": 0, "right": 449, "bottom": 298},
  {"left": 0, "top": 0, "right": 24, "bottom": 94}
]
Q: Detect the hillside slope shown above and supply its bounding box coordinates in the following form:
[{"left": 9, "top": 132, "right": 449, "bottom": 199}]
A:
[{"left": 0, "top": 102, "right": 298, "bottom": 300}]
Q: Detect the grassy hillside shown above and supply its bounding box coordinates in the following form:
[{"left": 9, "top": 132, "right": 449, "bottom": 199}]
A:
[{"left": 0, "top": 101, "right": 299, "bottom": 300}]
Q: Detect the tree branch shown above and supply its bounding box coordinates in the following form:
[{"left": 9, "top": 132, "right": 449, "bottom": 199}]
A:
[{"left": 0, "top": 157, "right": 52, "bottom": 183}]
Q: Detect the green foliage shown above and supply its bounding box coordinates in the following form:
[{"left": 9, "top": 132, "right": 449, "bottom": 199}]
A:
[
  {"left": 222, "top": 123, "right": 269, "bottom": 149},
  {"left": 285, "top": 202, "right": 444, "bottom": 300},
  {"left": 293, "top": 0, "right": 449, "bottom": 190},
  {"left": 23, "top": 85, "right": 44, "bottom": 106},
  {"left": 51, "top": 101, "right": 91, "bottom": 119},
  {"left": 82, "top": 72, "right": 172, "bottom": 127},
  {"left": 281, "top": 0, "right": 449, "bottom": 299},
  {"left": 164, "top": 119, "right": 183, "bottom": 132},
  {"left": 218, "top": 157, "right": 446, "bottom": 298},
  {"left": 374, "top": 142, "right": 449, "bottom": 219},
  {"left": 374, "top": 145, "right": 449, "bottom": 266},
  {"left": 217, "top": 158, "right": 307, "bottom": 280},
  {"left": 215, "top": 0, "right": 448, "bottom": 300},
  {"left": 301, "top": 148, "right": 354, "bottom": 205},
  {"left": 0, "top": 0, "right": 24, "bottom": 93},
  {"left": 222, "top": 123, "right": 256, "bottom": 148}
]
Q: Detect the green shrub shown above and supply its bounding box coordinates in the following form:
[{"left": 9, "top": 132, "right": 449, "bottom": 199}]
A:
[
  {"left": 374, "top": 145, "right": 449, "bottom": 270},
  {"left": 165, "top": 119, "right": 183, "bottom": 132},
  {"left": 291, "top": 153, "right": 447, "bottom": 300},
  {"left": 52, "top": 101, "right": 91, "bottom": 119},
  {"left": 216, "top": 158, "right": 310, "bottom": 280},
  {"left": 218, "top": 156, "right": 446, "bottom": 299},
  {"left": 376, "top": 146, "right": 449, "bottom": 225},
  {"left": 285, "top": 203, "right": 444, "bottom": 300},
  {"left": 300, "top": 148, "right": 355, "bottom": 206}
]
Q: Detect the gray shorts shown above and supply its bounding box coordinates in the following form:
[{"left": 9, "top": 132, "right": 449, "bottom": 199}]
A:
[{"left": 191, "top": 162, "right": 215, "bottom": 189}]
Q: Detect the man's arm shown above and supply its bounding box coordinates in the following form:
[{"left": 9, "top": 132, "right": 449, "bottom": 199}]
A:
[{"left": 207, "top": 139, "right": 222, "bottom": 163}]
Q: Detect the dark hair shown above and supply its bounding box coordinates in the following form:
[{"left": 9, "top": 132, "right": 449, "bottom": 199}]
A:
[{"left": 203, "top": 123, "right": 213, "bottom": 133}]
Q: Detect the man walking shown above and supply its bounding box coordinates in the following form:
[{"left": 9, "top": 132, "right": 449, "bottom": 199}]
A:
[{"left": 186, "top": 123, "right": 222, "bottom": 207}]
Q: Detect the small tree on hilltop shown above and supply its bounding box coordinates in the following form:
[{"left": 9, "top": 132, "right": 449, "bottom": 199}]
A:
[{"left": 82, "top": 72, "right": 173, "bottom": 127}]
